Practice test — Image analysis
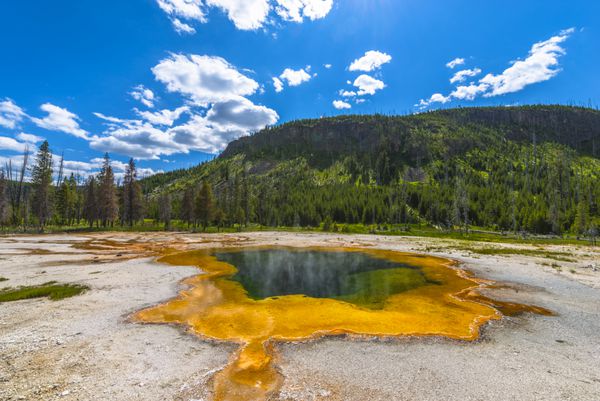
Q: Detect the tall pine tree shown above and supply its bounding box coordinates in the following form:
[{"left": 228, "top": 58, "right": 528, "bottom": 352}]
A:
[
  {"left": 83, "top": 176, "right": 98, "bottom": 227},
  {"left": 31, "top": 141, "right": 53, "bottom": 229},
  {"left": 180, "top": 187, "right": 195, "bottom": 228},
  {"left": 97, "top": 153, "right": 118, "bottom": 227},
  {"left": 196, "top": 180, "right": 214, "bottom": 230},
  {"left": 122, "top": 158, "right": 143, "bottom": 227}
]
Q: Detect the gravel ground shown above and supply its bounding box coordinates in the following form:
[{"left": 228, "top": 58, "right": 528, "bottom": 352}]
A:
[{"left": 0, "top": 232, "right": 599, "bottom": 401}]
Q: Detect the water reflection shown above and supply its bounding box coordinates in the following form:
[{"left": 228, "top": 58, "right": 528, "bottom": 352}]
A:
[{"left": 217, "top": 249, "right": 434, "bottom": 308}]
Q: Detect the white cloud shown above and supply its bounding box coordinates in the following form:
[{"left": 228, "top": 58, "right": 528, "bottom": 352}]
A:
[
  {"left": 418, "top": 29, "right": 574, "bottom": 109},
  {"left": 353, "top": 74, "right": 385, "bottom": 96},
  {"left": 273, "top": 77, "right": 284, "bottom": 93},
  {"left": 156, "top": 0, "right": 333, "bottom": 33},
  {"left": 332, "top": 100, "right": 351, "bottom": 110},
  {"left": 92, "top": 53, "right": 278, "bottom": 159},
  {"left": 172, "top": 18, "right": 197, "bottom": 34},
  {"left": 417, "top": 93, "right": 451, "bottom": 108},
  {"left": 30, "top": 103, "right": 89, "bottom": 139},
  {"left": 0, "top": 136, "right": 30, "bottom": 152},
  {"left": 0, "top": 99, "right": 26, "bottom": 129},
  {"left": 91, "top": 99, "right": 277, "bottom": 159},
  {"left": 135, "top": 106, "right": 189, "bottom": 126},
  {"left": 450, "top": 68, "right": 482, "bottom": 84},
  {"left": 275, "top": 0, "right": 333, "bottom": 22},
  {"left": 16, "top": 132, "right": 44, "bottom": 143},
  {"left": 446, "top": 58, "right": 465, "bottom": 69},
  {"left": 205, "top": 97, "right": 278, "bottom": 130},
  {"left": 52, "top": 156, "right": 160, "bottom": 179},
  {"left": 130, "top": 85, "right": 156, "bottom": 108},
  {"left": 206, "top": 0, "right": 271, "bottom": 30},
  {"left": 279, "top": 67, "right": 312, "bottom": 86},
  {"left": 152, "top": 54, "right": 259, "bottom": 106},
  {"left": 156, "top": 0, "right": 205, "bottom": 21},
  {"left": 450, "top": 83, "right": 489, "bottom": 100},
  {"left": 324, "top": 63, "right": 332, "bottom": 69},
  {"left": 479, "top": 28, "right": 574, "bottom": 97},
  {"left": 90, "top": 122, "right": 186, "bottom": 160},
  {"left": 339, "top": 90, "right": 356, "bottom": 97},
  {"left": 349, "top": 50, "right": 392, "bottom": 72}
]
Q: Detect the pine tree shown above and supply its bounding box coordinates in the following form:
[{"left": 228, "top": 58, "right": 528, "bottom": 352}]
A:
[
  {"left": 158, "top": 193, "right": 172, "bottom": 230},
  {"left": 31, "top": 141, "right": 53, "bottom": 229},
  {"left": 97, "top": 153, "right": 118, "bottom": 227},
  {"left": 83, "top": 176, "right": 98, "bottom": 227},
  {"left": 196, "top": 180, "right": 214, "bottom": 230},
  {"left": 67, "top": 174, "right": 79, "bottom": 225},
  {"left": 122, "top": 158, "right": 143, "bottom": 227},
  {"left": 572, "top": 200, "right": 589, "bottom": 235},
  {"left": 55, "top": 179, "right": 68, "bottom": 224},
  {"left": 180, "top": 187, "right": 195, "bottom": 228}
]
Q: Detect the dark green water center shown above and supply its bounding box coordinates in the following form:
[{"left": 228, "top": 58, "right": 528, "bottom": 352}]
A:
[{"left": 215, "top": 249, "right": 435, "bottom": 309}]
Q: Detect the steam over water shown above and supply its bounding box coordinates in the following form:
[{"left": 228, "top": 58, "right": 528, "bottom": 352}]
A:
[{"left": 216, "top": 249, "right": 435, "bottom": 308}]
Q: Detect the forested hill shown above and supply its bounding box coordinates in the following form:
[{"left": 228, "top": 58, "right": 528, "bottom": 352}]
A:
[
  {"left": 144, "top": 106, "right": 600, "bottom": 235},
  {"left": 221, "top": 106, "right": 600, "bottom": 167}
]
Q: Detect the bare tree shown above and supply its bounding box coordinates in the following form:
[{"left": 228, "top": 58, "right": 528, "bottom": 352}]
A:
[{"left": 5, "top": 146, "right": 30, "bottom": 227}]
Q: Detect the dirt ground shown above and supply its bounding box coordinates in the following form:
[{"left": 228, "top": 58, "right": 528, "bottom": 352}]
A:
[{"left": 0, "top": 232, "right": 599, "bottom": 401}]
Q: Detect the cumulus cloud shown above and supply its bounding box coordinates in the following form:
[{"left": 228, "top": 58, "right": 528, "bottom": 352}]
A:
[
  {"left": 152, "top": 54, "right": 259, "bottom": 106},
  {"left": 130, "top": 85, "right": 157, "bottom": 108},
  {"left": 279, "top": 67, "right": 312, "bottom": 86},
  {"left": 206, "top": 97, "right": 278, "bottom": 130},
  {"left": 332, "top": 100, "right": 351, "bottom": 110},
  {"left": 90, "top": 123, "right": 184, "bottom": 160},
  {"left": 91, "top": 102, "right": 277, "bottom": 159},
  {"left": 16, "top": 133, "right": 44, "bottom": 143},
  {"left": 275, "top": 0, "right": 333, "bottom": 22},
  {"left": 418, "top": 29, "right": 574, "bottom": 109},
  {"left": 30, "top": 103, "right": 89, "bottom": 139},
  {"left": 0, "top": 136, "right": 30, "bottom": 152},
  {"left": 0, "top": 98, "right": 26, "bottom": 129},
  {"left": 450, "top": 83, "right": 489, "bottom": 100},
  {"left": 450, "top": 68, "right": 482, "bottom": 84},
  {"left": 155, "top": 0, "right": 333, "bottom": 33},
  {"left": 271, "top": 67, "right": 312, "bottom": 92},
  {"left": 479, "top": 28, "right": 574, "bottom": 97},
  {"left": 157, "top": 0, "right": 205, "bottom": 21},
  {"left": 206, "top": 0, "right": 271, "bottom": 30},
  {"left": 172, "top": 18, "right": 197, "bottom": 34},
  {"left": 92, "top": 98, "right": 277, "bottom": 159},
  {"left": 349, "top": 50, "right": 392, "bottom": 72},
  {"left": 53, "top": 156, "right": 160, "bottom": 179},
  {"left": 93, "top": 54, "right": 278, "bottom": 159},
  {"left": 324, "top": 63, "right": 332, "bottom": 69},
  {"left": 135, "top": 106, "right": 189, "bottom": 126},
  {"left": 339, "top": 90, "right": 356, "bottom": 97},
  {"left": 273, "top": 77, "right": 284, "bottom": 93},
  {"left": 446, "top": 58, "right": 465, "bottom": 69},
  {"left": 353, "top": 74, "right": 385, "bottom": 96}
]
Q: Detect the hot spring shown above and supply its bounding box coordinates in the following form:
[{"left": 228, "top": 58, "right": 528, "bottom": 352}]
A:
[{"left": 134, "top": 246, "right": 551, "bottom": 401}]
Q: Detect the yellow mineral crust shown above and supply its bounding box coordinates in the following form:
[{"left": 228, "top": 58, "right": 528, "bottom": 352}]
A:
[{"left": 133, "top": 247, "right": 551, "bottom": 401}]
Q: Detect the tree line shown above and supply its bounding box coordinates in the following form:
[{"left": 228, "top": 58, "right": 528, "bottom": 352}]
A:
[
  {"left": 1, "top": 141, "right": 143, "bottom": 230},
  {"left": 1, "top": 129, "right": 598, "bottom": 240}
]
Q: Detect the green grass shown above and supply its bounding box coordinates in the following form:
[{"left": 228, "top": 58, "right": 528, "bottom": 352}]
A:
[
  {"left": 0, "top": 220, "right": 594, "bottom": 247},
  {"left": 0, "top": 281, "right": 89, "bottom": 303},
  {"left": 454, "top": 246, "right": 576, "bottom": 262}
]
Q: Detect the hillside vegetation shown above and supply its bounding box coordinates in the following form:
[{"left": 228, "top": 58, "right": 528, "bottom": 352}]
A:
[{"left": 142, "top": 106, "right": 599, "bottom": 236}]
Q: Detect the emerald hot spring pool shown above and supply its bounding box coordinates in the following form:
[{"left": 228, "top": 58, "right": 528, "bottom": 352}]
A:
[{"left": 214, "top": 248, "right": 438, "bottom": 309}]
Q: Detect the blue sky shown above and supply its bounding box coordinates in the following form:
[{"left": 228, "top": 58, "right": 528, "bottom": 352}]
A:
[{"left": 1, "top": 0, "right": 599, "bottom": 178}]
